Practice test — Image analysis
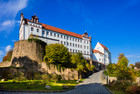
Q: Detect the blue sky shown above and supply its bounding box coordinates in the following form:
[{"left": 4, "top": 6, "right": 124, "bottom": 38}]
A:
[{"left": 0, "top": 0, "right": 140, "bottom": 64}]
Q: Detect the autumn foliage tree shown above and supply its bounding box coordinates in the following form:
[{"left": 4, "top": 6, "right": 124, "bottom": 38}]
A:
[
  {"left": 71, "top": 52, "right": 95, "bottom": 79},
  {"left": 117, "top": 53, "right": 129, "bottom": 67},
  {"left": 2, "top": 50, "right": 13, "bottom": 62}
]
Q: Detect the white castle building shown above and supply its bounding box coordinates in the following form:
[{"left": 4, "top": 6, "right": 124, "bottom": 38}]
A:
[
  {"left": 93, "top": 42, "right": 111, "bottom": 65},
  {"left": 19, "top": 13, "right": 111, "bottom": 65},
  {"left": 19, "top": 13, "right": 92, "bottom": 59}
]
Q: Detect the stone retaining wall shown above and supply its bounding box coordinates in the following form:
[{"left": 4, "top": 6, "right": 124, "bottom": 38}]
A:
[
  {"left": 0, "top": 40, "right": 78, "bottom": 80},
  {"left": 0, "top": 61, "right": 11, "bottom": 68}
]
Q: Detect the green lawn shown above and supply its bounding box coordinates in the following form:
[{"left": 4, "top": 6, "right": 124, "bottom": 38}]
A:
[
  {"left": 112, "top": 90, "right": 126, "bottom": 94},
  {"left": 0, "top": 79, "right": 83, "bottom": 91}
]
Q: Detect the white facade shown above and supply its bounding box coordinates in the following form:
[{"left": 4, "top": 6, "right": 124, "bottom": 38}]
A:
[
  {"left": 19, "top": 13, "right": 92, "bottom": 59},
  {"left": 93, "top": 42, "right": 111, "bottom": 65}
]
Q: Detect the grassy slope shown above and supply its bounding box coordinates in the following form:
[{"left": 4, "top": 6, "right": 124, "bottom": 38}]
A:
[{"left": 0, "top": 80, "right": 83, "bottom": 91}]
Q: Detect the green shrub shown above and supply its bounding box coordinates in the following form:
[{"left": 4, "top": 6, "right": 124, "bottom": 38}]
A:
[
  {"left": 26, "top": 69, "right": 36, "bottom": 80},
  {"left": 41, "top": 74, "right": 51, "bottom": 85},
  {"left": 116, "top": 67, "right": 136, "bottom": 82},
  {"left": 110, "top": 80, "right": 132, "bottom": 91},
  {"left": 34, "top": 72, "right": 42, "bottom": 80},
  {"left": 14, "top": 72, "right": 26, "bottom": 81},
  {"left": 28, "top": 38, "right": 46, "bottom": 46},
  {"left": 125, "top": 85, "right": 140, "bottom": 94},
  {"left": 136, "top": 70, "right": 140, "bottom": 77},
  {"left": 51, "top": 74, "right": 62, "bottom": 82},
  {"left": 103, "top": 70, "right": 108, "bottom": 76}
]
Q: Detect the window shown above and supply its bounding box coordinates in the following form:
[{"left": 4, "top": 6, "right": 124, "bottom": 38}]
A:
[
  {"left": 70, "top": 43, "right": 72, "bottom": 46},
  {"left": 87, "top": 51, "right": 89, "bottom": 54},
  {"left": 50, "top": 32, "right": 52, "bottom": 36},
  {"left": 64, "top": 42, "right": 66, "bottom": 45},
  {"left": 37, "top": 29, "right": 39, "bottom": 32},
  {"left": 54, "top": 33, "right": 56, "bottom": 37},
  {"left": 31, "top": 27, "right": 34, "bottom": 31},
  {"left": 61, "top": 35, "right": 63, "bottom": 38},
  {"left": 67, "top": 36, "right": 69, "bottom": 40},
  {"left": 75, "top": 44, "right": 77, "bottom": 47},
  {"left": 70, "top": 49, "right": 72, "bottom": 52},
  {"left": 76, "top": 50, "right": 77, "bottom": 53},
  {"left": 78, "top": 39, "right": 79, "bottom": 42},
  {"left": 73, "top": 43, "right": 74, "bottom": 47},
  {"left": 42, "top": 31, "right": 45, "bottom": 34},
  {"left": 64, "top": 36, "right": 66, "bottom": 39},
  {"left": 70, "top": 37, "right": 71, "bottom": 40},
  {"left": 87, "top": 41, "right": 88, "bottom": 44},
  {"left": 61, "top": 41, "right": 63, "bottom": 44},
  {"left": 80, "top": 40, "right": 82, "bottom": 43},
  {"left": 75, "top": 39, "right": 77, "bottom": 42},
  {"left": 84, "top": 46, "right": 86, "bottom": 49},
  {"left": 73, "top": 38, "right": 74, "bottom": 41},
  {"left": 67, "top": 42, "right": 69, "bottom": 46},
  {"left": 47, "top": 32, "right": 49, "bottom": 35},
  {"left": 81, "top": 45, "right": 82, "bottom": 48},
  {"left": 87, "top": 46, "right": 89, "bottom": 49},
  {"left": 84, "top": 51, "right": 86, "bottom": 54},
  {"left": 73, "top": 49, "right": 74, "bottom": 52},
  {"left": 84, "top": 40, "right": 86, "bottom": 44},
  {"left": 57, "top": 34, "right": 59, "bottom": 38},
  {"left": 78, "top": 44, "right": 79, "bottom": 48}
]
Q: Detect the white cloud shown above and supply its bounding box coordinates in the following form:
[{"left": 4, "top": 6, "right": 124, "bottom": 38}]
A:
[
  {"left": 5, "top": 45, "right": 12, "bottom": 52},
  {"left": 0, "top": 0, "right": 28, "bottom": 18},
  {"left": 12, "top": 40, "right": 16, "bottom": 42},
  {"left": 1, "top": 20, "right": 15, "bottom": 27},
  {"left": 0, "top": 0, "right": 28, "bottom": 32},
  {"left": 126, "top": 54, "right": 140, "bottom": 59}
]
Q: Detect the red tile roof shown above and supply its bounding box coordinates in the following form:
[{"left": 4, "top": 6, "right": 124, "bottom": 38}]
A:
[
  {"left": 41, "top": 23, "right": 83, "bottom": 39},
  {"left": 24, "top": 18, "right": 86, "bottom": 39},
  {"left": 93, "top": 50, "right": 104, "bottom": 54},
  {"left": 99, "top": 43, "right": 110, "bottom": 53}
]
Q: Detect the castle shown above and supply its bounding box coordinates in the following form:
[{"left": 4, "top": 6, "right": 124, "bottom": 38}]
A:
[{"left": 19, "top": 13, "right": 111, "bottom": 65}]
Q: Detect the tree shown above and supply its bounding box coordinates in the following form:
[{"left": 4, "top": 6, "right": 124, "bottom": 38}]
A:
[
  {"left": 2, "top": 50, "right": 13, "bottom": 62},
  {"left": 116, "top": 67, "right": 136, "bottom": 82},
  {"left": 71, "top": 52, "right": 95, "bottom": 78},
  {"left": 44, "top": 43, "right": 71, "bottom": 68},
  {"left": 117, "top": 53, "right": 129, "bottom": 67},
  {"left": 129, "top": 64, "right": 134, "bottom": 69},
  {"left": 135, "top": 62, "right": 140, "bottom": 68},
  {"left": 106, "top": 63, "right": 119, "bottom": 77}
]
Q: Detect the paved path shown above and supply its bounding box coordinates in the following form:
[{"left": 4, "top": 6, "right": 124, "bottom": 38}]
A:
[{"left": 0, "top": 70, "right": 111, "bottom": 94}]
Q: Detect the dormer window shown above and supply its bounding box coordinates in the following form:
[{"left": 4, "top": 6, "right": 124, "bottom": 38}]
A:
[{"left": 31, "top": 27, "right": 34, "bottom": 31}]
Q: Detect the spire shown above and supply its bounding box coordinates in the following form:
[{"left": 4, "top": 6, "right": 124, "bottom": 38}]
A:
[
  {"left": 84, "top": 30, "right": 88, "bottom": 35},
  {"left": 21, "top": 12, "right": 23, "bottom": 17},
  {"left": 20, "top": 12, "right": 24, "bottom": 22},
  {"left": 34, "top": 13, "right": 36, "bottom": 16}
]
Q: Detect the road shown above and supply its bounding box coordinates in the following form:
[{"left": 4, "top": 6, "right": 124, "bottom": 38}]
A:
[{"left": 0, "top": 70, "right": 111, "bottom": 94}]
